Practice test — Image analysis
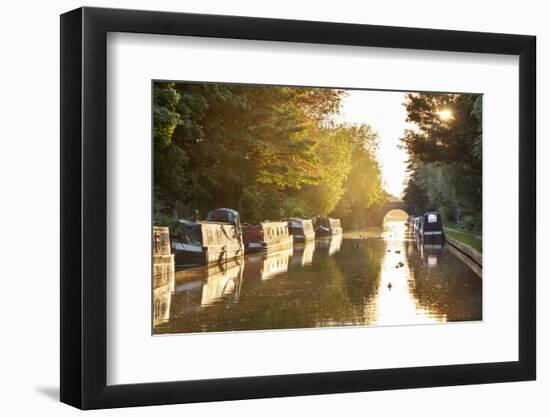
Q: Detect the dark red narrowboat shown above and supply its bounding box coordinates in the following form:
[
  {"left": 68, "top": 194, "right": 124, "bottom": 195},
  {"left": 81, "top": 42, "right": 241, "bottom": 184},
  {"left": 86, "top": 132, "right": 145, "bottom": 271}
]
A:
[{"left": 242, "top": 221, "right": 293, "bottom": 253}]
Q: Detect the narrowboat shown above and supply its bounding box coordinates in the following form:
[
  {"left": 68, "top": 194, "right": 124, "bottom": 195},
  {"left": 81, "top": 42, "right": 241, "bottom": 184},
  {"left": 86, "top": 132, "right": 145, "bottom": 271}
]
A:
[
  {"left": 314, "top": 216, "right": 343, "bottom": 237},
  {"left": 285, "top": 218, "right": 315, "bottom": 243},
  {"left": 413, "top": 217, "right": 421, "bottom": 234},
  {"left": 242, "top": 221, "right": 293, "bottom": 253},
  {"left": 170, "top": 208, "right": 244, "bottom": 268},
  {"left": 153, "top": 226, "right": 175, "bottom": 288},
  {"left": 419, "top": 211, "right": 444, "bottom": 241}
]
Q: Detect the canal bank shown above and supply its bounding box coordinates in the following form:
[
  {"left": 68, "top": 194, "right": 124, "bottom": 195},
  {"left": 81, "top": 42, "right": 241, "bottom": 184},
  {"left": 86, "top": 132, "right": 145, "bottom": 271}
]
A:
[
  {"left": 443, "top": 230, "right": 482, "bottom": 277},
  {"left": 444, "top": 227, "right": 482, "bottom": 252}
]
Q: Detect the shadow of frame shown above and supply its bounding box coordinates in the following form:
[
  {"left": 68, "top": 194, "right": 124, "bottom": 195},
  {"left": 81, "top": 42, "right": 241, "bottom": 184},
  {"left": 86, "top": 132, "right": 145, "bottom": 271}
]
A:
[{"left": 35, "top": 386, "right": 59, "bottom": 401}]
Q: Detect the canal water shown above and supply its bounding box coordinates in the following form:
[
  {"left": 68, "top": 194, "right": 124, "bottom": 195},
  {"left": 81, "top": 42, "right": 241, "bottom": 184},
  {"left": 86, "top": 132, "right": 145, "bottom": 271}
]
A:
[{"left": 153, "top": 221, "right": 482, "bottom": 335}]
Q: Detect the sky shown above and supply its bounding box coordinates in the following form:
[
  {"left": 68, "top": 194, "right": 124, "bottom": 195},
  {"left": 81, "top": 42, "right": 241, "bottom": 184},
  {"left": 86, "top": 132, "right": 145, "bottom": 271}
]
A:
[{"left": 337, "top": 90, "right": 411, "bottom": 198}]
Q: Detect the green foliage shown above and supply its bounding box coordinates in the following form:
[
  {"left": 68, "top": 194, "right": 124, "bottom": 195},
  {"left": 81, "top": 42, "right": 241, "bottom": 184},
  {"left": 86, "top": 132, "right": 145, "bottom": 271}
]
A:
[
  {"left": 240, "top": 184, "right": 284, "bottom": 222},
  {"left": 152, "top": 82, "right": 386, "bottom": 225},
  {"left": 333, "top": 125, "right": 383, "bottom": 223},
  {"left": 470, "top": 95, "right": 483, "bottom": 164},
  {"left": 401, "top": 93, "right": 481, "bottom": 172},
  {"left": 153, "top": 189, "right": 176, "bottom": 226},
  {"left": 153, "top": 83, "right": 182, "bottom": 146},
  {"left": 300, "top": 126, "right": 353, "bottom": 215},
  {"left": 402, "top": 93, "right": 482, "bottom": 232},
  {"left": 281, "top": 195, "right": 312, "bottom": 219}
]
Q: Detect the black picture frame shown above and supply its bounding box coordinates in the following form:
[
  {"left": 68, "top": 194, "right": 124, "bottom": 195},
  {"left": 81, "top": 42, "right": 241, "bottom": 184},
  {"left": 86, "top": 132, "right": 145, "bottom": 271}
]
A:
[{"left": 60, "top": 6, "right": 536, "bottom": 410}]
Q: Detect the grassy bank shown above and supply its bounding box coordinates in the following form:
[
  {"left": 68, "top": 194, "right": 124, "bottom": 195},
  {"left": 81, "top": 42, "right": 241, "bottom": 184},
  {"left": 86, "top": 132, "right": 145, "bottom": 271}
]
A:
[{"left": 444, "top": 227, "right": 482, "bottom": 252}]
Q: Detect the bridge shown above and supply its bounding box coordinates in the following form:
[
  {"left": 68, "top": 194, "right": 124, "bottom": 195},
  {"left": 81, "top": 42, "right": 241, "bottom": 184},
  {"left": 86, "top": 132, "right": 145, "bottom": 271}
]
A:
[{"left": 362, "top": 200, "right": 408, "bottom": 227}]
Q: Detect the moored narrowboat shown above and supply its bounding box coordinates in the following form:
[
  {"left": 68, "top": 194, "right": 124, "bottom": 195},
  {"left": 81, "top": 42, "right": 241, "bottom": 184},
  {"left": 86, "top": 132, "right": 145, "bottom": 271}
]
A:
[
  {"left": 413, "top": 217, "right": 421, "bottom": 234},
  {"left": 314, "top": 216, "right": 343, "bottom": 237},
  {"left": 285, "top": 218, "right": 315, "bottom": 243},
  {"left": 242, "top": 221, "right": 293, "bottom": 253},
  {"left": 419, "top": 211, "right": 444, "bottom": 241},
  {"left": 170, "top": 208, "right": 244, "bottom": 268},
  {"left": 153, "top": 226, "right": 175, "bottom": 289}
]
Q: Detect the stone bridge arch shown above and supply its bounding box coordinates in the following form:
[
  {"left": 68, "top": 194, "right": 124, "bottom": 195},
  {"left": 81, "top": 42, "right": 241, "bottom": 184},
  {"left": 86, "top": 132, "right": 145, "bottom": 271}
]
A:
[{"left": 363, "top": 200, "right": 409, "bottom": 227}]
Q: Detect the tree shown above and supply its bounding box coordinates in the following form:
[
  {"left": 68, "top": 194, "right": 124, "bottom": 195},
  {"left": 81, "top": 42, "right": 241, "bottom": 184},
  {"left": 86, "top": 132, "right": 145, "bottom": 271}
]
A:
[
  {"left": 333, "top": 125, "right": 383, "bottom": 224},
  {"left": 153, "top": 82, "right": 181, "bottom": 146},
  {"left": 152, "top": 82, "right": 386, "bottom": 226},
  {"left": 299, "top": 126, "right": 354, "bottom": 216},
  {"left": 401, "top": 93, "right": 482, "bottom": 231},
  {"left": 153, "top": 82, "right": 189, "bottom": 221},
  {"left": 402, "top": 93, "right": 481, "bottom": 172}
]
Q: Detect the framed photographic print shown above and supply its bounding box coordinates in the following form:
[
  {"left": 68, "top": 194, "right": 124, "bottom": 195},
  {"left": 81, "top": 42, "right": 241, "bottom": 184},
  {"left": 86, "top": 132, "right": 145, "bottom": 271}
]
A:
[{"left": 60, "top": 6, "right": 536, "bottom": 409}]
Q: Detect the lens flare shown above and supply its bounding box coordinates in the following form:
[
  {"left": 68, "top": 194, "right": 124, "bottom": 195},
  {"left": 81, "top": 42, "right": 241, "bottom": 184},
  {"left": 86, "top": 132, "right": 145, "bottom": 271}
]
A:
[{"left": 437, "top": 109, "right": 453, "bottom": 121}]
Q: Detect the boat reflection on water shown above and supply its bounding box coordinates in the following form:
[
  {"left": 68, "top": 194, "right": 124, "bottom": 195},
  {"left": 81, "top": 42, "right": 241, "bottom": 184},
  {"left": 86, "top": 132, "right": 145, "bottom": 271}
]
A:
[
  {"left": 316, "top": 234, "right": 343, "bottom": 256},
  {"left": 418, "top": 240, "right": 444, "bottom": 268},
  {"left": 170, "top": 258, "right": 244, "bottom": 314},
  {"left": 153, "top": 270, "right": 174, "bottom": 327},
  {"left": 155, "top": 218, "right": 482, "bottom": 334},
  {"left": 244, "top": 248, "right": 292, "bottom": 281},
  {"left": 200, "top": 260, "right": 244, "bottom": 306},
  {"left": 153, "top": 226, "right": 175, "bottom": 327},
  {"left": 289, "top": 239, "right": 315, "bottom": 269}
]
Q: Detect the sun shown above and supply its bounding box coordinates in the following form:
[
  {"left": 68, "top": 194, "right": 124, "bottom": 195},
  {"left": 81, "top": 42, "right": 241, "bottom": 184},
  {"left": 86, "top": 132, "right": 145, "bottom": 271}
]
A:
[{"left": 436, "top": 109, "right": 453, "bottom": 121}]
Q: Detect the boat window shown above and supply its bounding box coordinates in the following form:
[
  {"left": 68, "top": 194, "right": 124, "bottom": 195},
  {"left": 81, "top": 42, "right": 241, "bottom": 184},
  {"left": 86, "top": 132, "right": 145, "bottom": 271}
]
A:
[
  {"left": 427, "top": 213, "right": 438, "bottom": 223},
  {"left": 154, "top": 233, "right": 161, "bottom": 253}
]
